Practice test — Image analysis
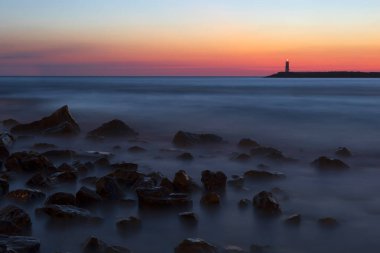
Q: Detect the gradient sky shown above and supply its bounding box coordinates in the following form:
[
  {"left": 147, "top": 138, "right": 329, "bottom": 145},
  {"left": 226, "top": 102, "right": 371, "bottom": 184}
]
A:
[{"left": 1, "top": 0, "right": 380, "bottom": 76}]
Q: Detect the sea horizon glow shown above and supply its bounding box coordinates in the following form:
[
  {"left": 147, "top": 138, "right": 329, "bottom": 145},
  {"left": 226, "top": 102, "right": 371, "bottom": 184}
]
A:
[{"left": 1, "top": 0, "right": 379, "bottom": 76}]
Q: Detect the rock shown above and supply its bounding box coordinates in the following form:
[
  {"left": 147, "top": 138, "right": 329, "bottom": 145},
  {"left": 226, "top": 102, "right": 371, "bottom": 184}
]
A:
[
  {"left": 173, "top": 170, "right": 195, "bottom": 193},
  {"left": 228, "top": 176, "right": 244, "bottom": 189},
  {"left": 80, "top": 176, "right": 99, "bottom": 186},
  {"left": 5, "top": 152, "right": 54, "bottom": 173},
  {"left": 106, "top": 246, "right": 131, "bottom": 253},
  {"left": 238, "top": 138, "right": 260, "bottom": 149},
  {"left": 224, "top": 245, "right": 246, "bottom": 253},
  {"left": 6, "top": 189, "right": 45, "bottom": 203},
  {"left": 49, "top": 171, "right": 77, "bottom": 183},
  {"left": 335, "top": 147, "right": 352, "bottom": 157},
  {"left": 285, "top": 214, "right": 301, "bottom": 225},
  {"left": 2, "top": 119, "right": 20, "bottom": 129},
  {"left": 0, "top": 205, "right": 31, "bottom": 235},
  {"left": 136, "top": 187, "right": 192, "bottom": 207},
  {"left": 42, "top": 150, "right": 77, "bottom": 161},
  {"left": 201, "top": 170, "right": 227, "bottom": 192},
  {"left": 36, "top": 204, "right": 101, "bottom": 223},
  {"left": 238, "top": 199, "right": 251, "bottom": 208},
  {"left": 11, "top": 105, "right": 80, "bottom": 136},
  {"left": 31, "top": 143, "right": 57, "bottom": 150},
  {"left": 311, "top": 156, "right": 349, "bottom": 171},
  {"left": 96, "top": 176, "right": 124, "bottom": 200},
  {"left": 108, "top": 168, "right": 143, "bottom": 188},
  {"left": 250, "top": 244, "right": 270, "bottom": 253},
  {"left": 87, "top": 119, "right": 138, "bottom": 140},
  {"left": 231, "top": 153, "right": 251, "bottom": 162},
  {"left": 318, "top": 217, "right": 339, "bottom": 228},
  {"left": 160, "top": 177, "right": 175, "bottom": 192},
  {"left": 45, "top": 192, "right": 76, "bottom": 206},
  {"left": 250, "top": 147, "right": 294, "bottom": 162},
  {"left": 76, "top": 186, "right": 102, "bottom": 206},
  {"left": 111, "top": 162, "right": 138, "bottom": 171},
  {"left": 244, "top": 170, "right": 285, "bottom": 180},
  {"left": 113, "top": 145, "right": 122, "bottom": 151},
  {"left": 0, "top": 132, "right": 15, "bottom": 147},
  {"left": 0, "top": 235, "right": 40, "bottom": 253},
  {"left": 177, "top": 152, "right": 194, "bottom": 161},
  {"left": 26, "top": 173, "right": 52, "bottom": 189},
  {"left": 0, "top": 178, "right": 9, "bottom": 196},
  {"left": 0, "top": 145, "right": 10, "bottom": 160},
  {"left": 175, "top": 238, "right": 218, "bottom": 253},
  {"left": 253, "top": 191, "right": 281, "bottom": 214},
  {"left": 83, "top": 236, "right": 107, "bottom": 253},
  {"left": 200, "top": 192, "right": 220, "bottom": 206},
  {"left": 178, "top": 212, "right": 198, "bottom": 225},
  {"left": 94, "top": 157, "right": 110, "bottom": 168},
  {"left": 116, "top": 216, "right": 141, "bottom": 232},
  {"left": 173, "top": 131, "right": 223, "bottom": 147},
  {"left": 127, "top": 146, "right": 146, "bottom": 153}
]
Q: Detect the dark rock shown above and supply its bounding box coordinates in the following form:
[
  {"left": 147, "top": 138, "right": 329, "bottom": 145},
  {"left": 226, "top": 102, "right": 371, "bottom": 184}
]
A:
[
  {"left": 175, "top": 238, "right": 218, "bottom": 253},
  {"left": 244, "top": 170, "right": 285, "bottom": 180},
  {"left": 0, "top": 133, "right": 15, "bottom": 147},
  {"left": 0, "top": 235, "right": 40, "bottom": 253},
  {"left": 228, "top": 176, "right": 244, "bottom": 189},
  {"left": 311, "top": 156, "right": 349, "bottom": 171},
  {"left": 76, "top": 186, "right": 102, "bottom": 206},
  {"left": 201, "top": 170, "right": 227, "bottom": 192},
  {"left": 253, "top": 191, "right": 281, "bottom": 214},
  {"left": 0, "top": 145, "right": 10, "bottom": 160},
  {"left": 200, "top": 192, "right": 220, "bottom": 206},
  {"left": 83, "top": 236, "right": 107, "bottom": 253},
  {"left": 45, "top": 192, "right": 76, "bottom": 206},
  {"left": 49, "top": 171, "right": 77, "bottom": 183},
  {"left": 11, "top": 105, "right": 80, "bottom": 136},
  {"left": 178, "top": 212, "right": 198, "bottom": 225},
  {"left": 335, "top": 147, "right": 352, "bottom": 157},
  {"left": 173, "top": 170, "right": 195, "bottom": 193},
  {"left": 96, "top": 176, "right": 124, "bottom": 200},
  {"left": 231, "top": 153, "right": 251, "bottom": 162},
  {"left": 127, "top": 146, "right": 146, "bottom": 153},
  {"left": 26, "top": 173, "right": 52, "bottom": 189},
  {"left": 116, "top": 216, "right": 141, "bottom": 231},
  {"left": 113, "top": 145, "right": 122, "bottom": 151},
  {"left": 250, "top": 147, "right": 294, "bottom": 162},
  {"left": 31, "top": 143, "right": 57, "bottom": 150},
  {"left": 5, "top": 152, "right": 53, "bottom": 173},
  {"left": 42, "top": 150, "right": 76, "bottom": 161},
  {"left": 224, "top": 245, "right": 246, "bottom": 253},
  {"left": 160, "top": 177, "right": 175, "bottom": 192},
  {"left": 136, "top": 187, "right": 192, "bottom": 207},
  {"left": 238, "top": 138, "right": 259, "bottom": 148},
  {"left": 285, "top": 214, "right": 301, "bottom": 225},
  {"left": 318, "top": 217, "right": 339, "bottom": 228},
  {"left": 0, "top": 178, "right": 9, "bottom": 196},
  {"left": 94, "top": 157, "right": 110, "bottom": 168},
  {"left": 80, "top": 176, "right": 98, "bottom": 186},
  {"left": 6, "top": 189, "right": 45, "bottom": 203},
  {"left": 111, "top": 162, "right": 138, "bottom": 171},
  {"left": 87, "top": 119, "right": 138, "bottom": 140},
  {"left": 36, "top": 204, "right": 101, "bottom": 222},
  {"left": 173, "top": 131, "right": 223, "bottom": 147},
  {"left": 2, "top": 119, "right": 20, "bottom": 129},
  {"left": 108, "top": 168, "right": 143, "bottom": 188},
  {"left": 238, "top": 199, "right": 251, "bottom": 208},
  {"left": 0, "top": 205, "right": 31, "bottom": 235},
  {"left": 250, "top": 244, "right": 270, "bottom": 253},
  {"left": 105, "top": 245, "right": 131, "bottom": 253},
  {"left": 177, "top": 152, "right": 194, "bottom": 161}
]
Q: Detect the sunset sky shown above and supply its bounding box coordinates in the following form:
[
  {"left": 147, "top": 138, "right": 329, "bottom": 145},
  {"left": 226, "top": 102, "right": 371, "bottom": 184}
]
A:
[{"left": 1, "top": 0, "right": 379, "bottom": 76}]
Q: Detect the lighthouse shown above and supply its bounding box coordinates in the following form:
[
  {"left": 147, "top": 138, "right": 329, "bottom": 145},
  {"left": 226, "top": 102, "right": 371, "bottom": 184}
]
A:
[{"left": 285, "top": 59, "right": 290, "bottom": 73}]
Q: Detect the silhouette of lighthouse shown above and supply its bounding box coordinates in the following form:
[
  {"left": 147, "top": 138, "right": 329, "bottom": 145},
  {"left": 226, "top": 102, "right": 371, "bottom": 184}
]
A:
[{"left": 285, "top": 59, "right": 290, "bottom": 73}]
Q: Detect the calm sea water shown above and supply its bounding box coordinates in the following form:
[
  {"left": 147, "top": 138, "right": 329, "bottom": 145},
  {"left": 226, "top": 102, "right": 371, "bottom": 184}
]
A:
[{"left": 1, "top": 77, "right": 380, "bottom": 253}]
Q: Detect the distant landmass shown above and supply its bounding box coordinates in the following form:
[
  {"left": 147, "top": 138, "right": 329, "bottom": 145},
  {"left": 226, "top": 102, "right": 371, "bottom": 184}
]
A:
[{"left": 268, "top": 71, "right": 380, "bottom": 78}]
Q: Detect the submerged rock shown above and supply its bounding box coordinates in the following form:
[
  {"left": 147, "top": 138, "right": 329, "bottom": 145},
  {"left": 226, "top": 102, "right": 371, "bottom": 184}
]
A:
[
  {"left": 31, "top": 143, "right": 57, "bottom": 150},
  {"left": 42, "top": 149, "right": 76, "bottom": 161},
  {"left": 0, "top": 205, "right": 31, "bottom": 235},
  {"left": 200, "top": 192, "right": 221, "bottom": 206},
  {"left": 0, "top": 235, "right": 40, "bottom": 253},
  {"left": 228, "top": 176, "right": 245, "bottom": 189},
  {"left": 238, "top": 199, "right": 251, "bottom": 208},
  {"left": 11, "top": 105, "right": 80, "bottom": 136},
  {"left": 335, "top": 147, "right": 352, "bottom": 158},
  {"left": 311, "top": 156, "right": 349, "bottom": 171},
  {"left": 238, "top": 138, "right": 260, "bottom": 149},
  {"left": 172, "top": 131, "right": 223, "bottom": 147},
  {"left": 253, "top": 191, "right": 281, "bottom": 214},
  {"left": 244, "top": 170, "right": 285, "bottom": 180},
  {"left": 230, "top": 153, "right": 251, "bottom": 162},
  {"left": 26, "top": 173, "right": 52, "bottom": 189},
  {"left": 116, "top": 216, "right": 141, "bottom": 232},
  {"left": 127, "top": 146, "right": 146, "bottom": 153},
  {"left": 173, "top": 170, "right": 195, "bottom": 193},
  {"left": 45, "top": 192, "right": 76, "bottom": 206},
  {"left": 136, "top": 187, "right": 192, "bottom": 207},
  {"left": 36, "top": 204, "right": 101, "bottom": 223},
  {"left": 177, "top": 152, "right": 194, "bottom": 161},
  {"left": 285, "top": 214, "right": 302, "bottom": 225},
  {"left": 175, "top": 238, "right": 218, "bottom": 253},
  {"left": 6, "top": 189, "right": 46, "bottom": 203},
  {"left": 96, "top": 176, "right": 124, "bottom": 200},
  {"left": 178, "top": 211, "right": 198, "bottom": 225},
  {"left": 76, "top": 186, "right": 102, "bottom": 206},
  {"left": 250, "top": 146, "right": 294, "bottom": 162},
  {"left": 5, "top": 152, "right": 53, "bottom": 173},
  {"left": 318, "top": 217, "right": 339, "bottom": 228},
  {"left": 87, "top": 119, "right": 138, "bottom": 140},
  {"left": 2, "top": 119, "right": 20, "bottom": 129},
  {"left": 201, "top": 170, "right": 227, "bottom": 192}
]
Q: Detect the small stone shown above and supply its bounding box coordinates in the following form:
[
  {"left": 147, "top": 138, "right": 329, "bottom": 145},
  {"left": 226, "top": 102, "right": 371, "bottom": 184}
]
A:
[
  {"left": 201, "top": 170, "right": 227, "bottom": 192},
  {"left": 173, "top": 131, "right": 223, "bottom": 147},
  {"left": 83, "top": 236, "right": 107, "bottom": 253}
]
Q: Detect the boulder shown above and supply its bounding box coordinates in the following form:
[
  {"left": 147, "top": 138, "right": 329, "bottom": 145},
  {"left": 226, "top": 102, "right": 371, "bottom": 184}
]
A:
[
  {"left": 36, "top": 204, "right": 101, "bottom": 223},
  {"left": 11, "top": 105, "right": 80, "bottom": 136},
  {"left": 0, "top": 235, "right": 40, "bottom": 253},
  {"left": 108, "top": 169, "right": 143, "bottom": 188},
  {"left": 136, "top": 187, "right": 192, "bottom": 207},
  {"left": 201, "top": 170, "right": 227, "bottom": 192},
  {"left": 173, "top": 170, "right": 194, "bottom": 193},
  {"left": 175, "top": 238, "right": 218, "bottom": 253},
  {"left": 96, "top": 176, "right": 124, "bottom": 200},
  {"left": 253, "top": 191, "right": 281, "bottom": 214},
  {"left": 6, "top": 189, "right": 45, "bottom": 203},
  {"left": 335, "top": 147, "right": 352, "bottom": 157},
  {"left": 45, "top": 192, "right": 76, "bottom": 206},
  {"left": 227, "top": 176, "right": 244, "bottom": 189},
  {"left": 26, "top": 173, "right": 52, "bottom": 189},
  {"left": 244, "top": 170, "right": 285, "bottom": 180},
  {"left": 48, "top": 171, "right": 77, "bottom": 183},
  {"left": 116, "top": 216, "right": 141, "bottom": 232},
  {"left": 178, "top": 212, "right": 198, "bottom": 225},
  {"left": 0, "top": 205, "right": 31, "bottom": 235},
  {"left": 31, "top": 143, "right": 57, "bottom": 150},
  {"left": 86, "top": 119, "right": 138, "bottom": 140},
  {"left": 160, "top": 177, "right": 175, "bottom": 192},
  {"left": 83, "top": 236, "right": 107, "bottom": 253},
  {"left": 0, "top": 178, "right": 9, "bottom": 196},
  {"left": 173, "top": 131, "right": 223, "bottom": 147},
  {"left": 200, "top": 192, "right": 220, "bottom": 206},
  {"left": 76, "top": 186, "right": 102, "bottom": 206},
  {"left": 2, "top": 119, "right": 20, "bottom": 129},
  {"left": 5, "top": 152, "right": 54, "bottom": 173},
  {"left": 127, "top": 146, "right": 146, "bottom": 153},
  {"left": 311, "top": 156, "right": 349, "bottom": 171},
  {"left": 42, "top": 150, "right": 76, "bottom": 161},
  {"left": 238, "top": 199, "right": 251, "bottom": 208},
  {"left": 230, "top": 153, "right": 251, "bottom": 162},
  {"left": 177, "top": 152, "right": 194, "bottom": 161},
  {"left": 238, "top": 138, "right": 260, "bottom": 149}
]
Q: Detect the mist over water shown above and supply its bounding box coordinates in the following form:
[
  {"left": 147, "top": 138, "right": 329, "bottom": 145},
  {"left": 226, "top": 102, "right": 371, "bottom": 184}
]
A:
[{"left": 1, "top": 77, "right": 380, "bottom": 253}]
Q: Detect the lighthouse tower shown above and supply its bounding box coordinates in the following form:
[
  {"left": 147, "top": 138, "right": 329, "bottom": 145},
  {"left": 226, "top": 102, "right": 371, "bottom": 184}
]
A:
[{"left": 285, "top": 59, "right": 290, "bottom": 73}]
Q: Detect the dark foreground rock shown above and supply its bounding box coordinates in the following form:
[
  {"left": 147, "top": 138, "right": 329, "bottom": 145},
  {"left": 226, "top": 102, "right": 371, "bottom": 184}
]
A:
[
  {"left": 86, "top": 119, "right": 138, "bottom": 140},
  {"left": 5, "top": 152, "right": 53, "bottom": 173},
  {"left": 173, "top": 170, "right": 196, "bottom": 193},
  {"left": 6, "top": 189, "right": 46, "bottom": 203},
  {"left": 201, "top": 170, "right": 227, "bottom": 192},
  {"left": 45, "top": 192, "right": 76, "bottom": 206},
  {"left": 136, "top": 187, "right": 192, "bottom": 207},
  {"left": 11, "top": 105, "right": 80, "bottom": 136},
  {"left": 96, "top": 176, "right": 124, "bottom": 200},
  {"left": 26, "top": 173, "right": 52, "bottom": 190},
  {"left": 36, "top": 204, "right": 101, "bottom": 223},
  {"left": 0, "top": 235, "right": 40, "bottom": 253},
  {"left": 83, "top": 236, "right": 131, "bottom": 253},
  {"left": 173, "top": 131, "right": 223, "bottom": 147},
  {"left": 253, "top": 191, "right": 281, "bottom": 214},
  {"left": 0, "top": 178, "right": 9, "bottom": 196},
  {"left": 76, "top": 186, "right": 102, "bottom": 206},
  {"left": 175, "top": 238, "right": 218, "bottom": 253},
  {"left": 244, "top": 170, "right": 285, "bottom": 180},
  {"left": 311, "top": 156, "right": 349, "bottom": 171},
  {"left": 0, "top": 205, "right": 31, "bottom": 235}
]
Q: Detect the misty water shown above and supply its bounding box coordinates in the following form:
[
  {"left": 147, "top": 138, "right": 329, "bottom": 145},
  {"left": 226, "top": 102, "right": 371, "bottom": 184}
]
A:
[{"left": 1, "top": 77, "right": 380, "bottom": 253}]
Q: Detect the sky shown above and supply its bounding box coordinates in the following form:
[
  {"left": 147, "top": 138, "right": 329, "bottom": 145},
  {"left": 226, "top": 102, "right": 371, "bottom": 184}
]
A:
[{"left": 0, "top": 0, "right": 380, "bottom": 76}]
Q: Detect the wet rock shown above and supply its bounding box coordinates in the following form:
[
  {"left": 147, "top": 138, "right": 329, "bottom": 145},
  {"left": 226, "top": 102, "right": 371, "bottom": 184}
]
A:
[
  {"left": 201, "top": 170, "right": 227, "bottom": 192},
  {"left": 335, "top": 147, "right": 352, "bottom": 157},
  {"left": 127, "top": 146, "right": 146, "bottom": 153},
  {"left": 311, "top": 156, "right": 349, "bottom": 171},
  {"left": 0, "top": 145, "right": 10, "bottom": 160},
  {"left": 173, "top": 131, "right": 223, "bottom": 147},
  {"left": 36, "top": 204, "right": 101, "bottom": 223},
  {"left": 1, "top": 132, "right": 15, "bottom": 147},
  {"left": 42, "top": 150, "right": 76, "bottom": 161},
  {"left": 175, "top": 238, "right": 218, "bottom": 253},
  {"left": 111, "top": 162, "right": 138, "bottom": 171},
  {"left": 136, "top": 187, "right": 192, "bottom": 207},
  {"left": 238, "top": 199, "right": 251, "bottom": 208},
  {"left": 173, "top": 170, "right": 195, "bottom": 193},
  {"left": 93, "top": 157, "right": 110, "bottom": 169},
  {"left": 2, "top": 119, "right": 20, "bottom": 129},
  {"left": 116, "top": 216, "right": 141, "bottom": 232},
  {"left": 106, "top": 245, "right": 131, "bottom": 253},
  {"left": 108, "top": 168, "right": 143, "bottom": 188},
  {"left": 45, "top": 192, "right": 76, "bottom": 206},
  {"left": 244, "top": 170, "right": 285, "bottom": 180},
  {"left": 228, "top": 176, "right": 245, "bottom": 189},
  {"left": 80, "top": 176, "right": 98, "bottom": 186},
  {"left": 250, "top": 147, "right": 294, "bottom": 162},
  {"left": 26, "top": 173, "right": 52, "bottom": 189},
  {"left": 87, "top": 119, "right": 138, "bottom": 141},
  {"left": 231, "top": 153, "right": 251, "bottom": 162},
  {"left": 253, "top": 191, "right": 281, "bottom": 214},
  {"left": 177, "top": 152, "right": 194, "bottom": 161},
  {"left": 5, "top": 152, "right": 54, "bottom": 173},
  {"left": 238, "top": 138, "right": 260, "bottom": 149},
  {"left": 31, "top": 143, "right": 57, "bottom": 150},
  {"left": 285, "top": 214, "right": 301, "bottom": 225},
  {"left": 160, "top": 177, "right": 175, "bottom": 192},
  {"left": 0, "top": 178, "right": 9, "bottom": 196},
  {"left": 96, "top": 176, "right": 124, "bottom": 200},
  {"left": 200, "top": 192, "right": 220, "bottom": 206},
  {"left": 11, "top": 105, "right": 80, "bottom": 136},
  {"left": 250, "top": 244, "right": 270, "bottom": 253},
  {"left": 0, "top": 235, "right": 40, "bottom": 253},
  {"left": 83, "top": 236, "right": 107, "bottom": 253},
  {"left": 178, "top": 212, "right": 198, "bottom": 225},
  {"left": 49, "top": 171, "right": 77, "bottom": 183},
  {"left": 73, "top": 161, "right": 94, "bottom": 174},
  {"left": 224, "top": 245, "right": 246, "bottom": 253},
  {"left": 6, "top": 189, "right": 45, "bottom": 203},
  {"left": 318, "top": 217, "right": 339, "bottom": 228},
  {"left": 76, "top": 186, "right": 102, "bottom": 206},
  {"left": 0, "top": 205, "right": 31, "bottom": 235}
]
